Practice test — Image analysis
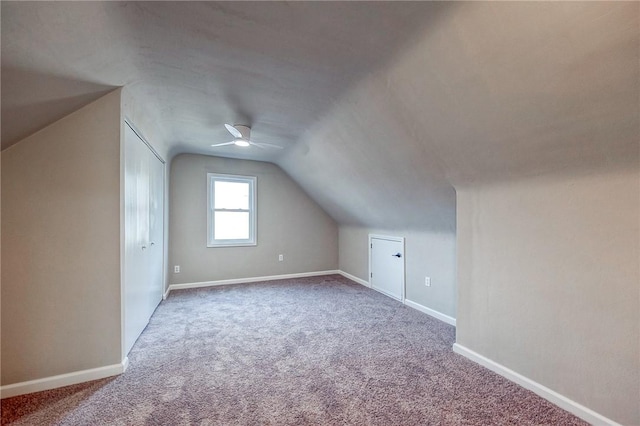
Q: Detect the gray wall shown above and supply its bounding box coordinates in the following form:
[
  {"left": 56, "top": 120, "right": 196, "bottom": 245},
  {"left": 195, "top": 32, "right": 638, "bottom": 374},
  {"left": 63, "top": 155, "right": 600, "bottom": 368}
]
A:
[
  {"left": 456, "top": 168, "right": 639, "bottom": 425},
  {"left": 339, "top": 226, "right": 456, "bottom": 319},
  {"left": 169, "top": 154, "right": 338, "bottom": 284},
  {"left": 1, "top": 89, "right": 122, "bottom": 385}
]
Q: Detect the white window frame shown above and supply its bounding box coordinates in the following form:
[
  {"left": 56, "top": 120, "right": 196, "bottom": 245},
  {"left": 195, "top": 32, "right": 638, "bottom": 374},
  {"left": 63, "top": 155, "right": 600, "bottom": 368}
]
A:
[{"left": 207, "top": 173, "right": 257, "bottom": 247}]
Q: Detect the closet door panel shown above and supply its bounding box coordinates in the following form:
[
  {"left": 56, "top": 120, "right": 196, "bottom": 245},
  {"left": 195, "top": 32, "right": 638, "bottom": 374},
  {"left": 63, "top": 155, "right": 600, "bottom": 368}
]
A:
[
  {"left": 123, "top": 122, "right": 163, "bottom": 356},
  {"left": 148, "top": 149, "right": 164, "bottom": 313}
]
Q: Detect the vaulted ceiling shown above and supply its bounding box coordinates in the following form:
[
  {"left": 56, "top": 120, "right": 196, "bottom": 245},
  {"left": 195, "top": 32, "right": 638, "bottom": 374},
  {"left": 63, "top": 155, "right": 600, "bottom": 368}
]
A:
[{"left": 3, "top": 2, "right": 638, "bottom": 231}]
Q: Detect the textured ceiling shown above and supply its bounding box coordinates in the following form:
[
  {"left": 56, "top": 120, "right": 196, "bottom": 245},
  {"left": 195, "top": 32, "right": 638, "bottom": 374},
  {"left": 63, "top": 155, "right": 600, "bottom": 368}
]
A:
[
  {"left": 2, "top": 1, "right": 443, "bottom": 156},
  {"left": 2, "top": 2, "right": 638, "bottom": 231},
  {"left": 280, "top": 2, "right": 639, "bottom": 230}
]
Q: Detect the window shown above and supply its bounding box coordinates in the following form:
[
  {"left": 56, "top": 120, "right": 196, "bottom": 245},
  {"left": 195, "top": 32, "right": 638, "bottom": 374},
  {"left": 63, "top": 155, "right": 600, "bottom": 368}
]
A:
[{"left": 207, "top": 173, "right": 256, "bottom": 247}]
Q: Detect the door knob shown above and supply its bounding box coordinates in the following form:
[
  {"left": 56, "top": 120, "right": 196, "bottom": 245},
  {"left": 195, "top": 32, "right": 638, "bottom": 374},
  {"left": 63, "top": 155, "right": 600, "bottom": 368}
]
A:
[
  {"left": 142, "top": 245, "right": 147, "bottom": 250},
  {"left": 392, "top": 253, "right": 402, "bottom": 258}
]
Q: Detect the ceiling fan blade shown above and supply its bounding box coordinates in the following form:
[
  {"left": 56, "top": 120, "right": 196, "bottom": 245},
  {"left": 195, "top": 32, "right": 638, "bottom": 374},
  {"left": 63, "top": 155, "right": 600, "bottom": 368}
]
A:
[
  {"left": 210, "top": 141, "right": 236, "bottom": 147},
  {"left": 224, "top": 124, "right": 242, "bottom": 139},
  {"left": 251, "top": 141, "right": 284, "bottom": 149}
]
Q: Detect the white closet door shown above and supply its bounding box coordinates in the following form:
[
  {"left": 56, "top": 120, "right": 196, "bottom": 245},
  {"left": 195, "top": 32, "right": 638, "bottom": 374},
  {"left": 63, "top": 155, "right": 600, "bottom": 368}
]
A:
[
  {"left": 148, "top": 150, "right": 164, "bottom": 311},
  {"left": 124, "top": 122, "right": 164, "bottom": 355}
]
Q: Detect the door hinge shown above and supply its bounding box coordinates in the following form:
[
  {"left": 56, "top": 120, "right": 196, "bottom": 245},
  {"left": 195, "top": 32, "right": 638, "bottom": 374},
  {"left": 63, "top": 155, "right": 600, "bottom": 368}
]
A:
[{"left": 370, "top": 272, "right": 373, "bottom": 278}]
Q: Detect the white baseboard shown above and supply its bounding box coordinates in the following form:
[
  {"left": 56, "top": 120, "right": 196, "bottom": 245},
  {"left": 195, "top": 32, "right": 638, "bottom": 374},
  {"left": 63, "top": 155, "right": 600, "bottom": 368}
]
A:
[
  {"left": 452, "top": 344, "right": 620, "bottom": 426},
  {"left": 0, "top": 357, "right": 129, "bottom": 399},
  {"left": 404, "top": 299, "right": 456, "bottom": 326},
  {"left": 337, "top": 270, "right": 370, "bottom": 287},
  {"left": 166, "top": 270, "right": 373, "bottom": 298},
  {"left": 338, "top": 275, "right": 457, "bottom": 328},
  {"left": 166, "top": 270, "right": 342, "bottom": 296}
]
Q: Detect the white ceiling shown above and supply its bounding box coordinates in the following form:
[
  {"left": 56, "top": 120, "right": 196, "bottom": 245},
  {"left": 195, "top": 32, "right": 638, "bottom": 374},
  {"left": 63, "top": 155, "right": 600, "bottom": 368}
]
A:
[
  {"left": 2, "top": 2, "right": 442, "bottom": 154},
  {"left": 3, "top": 2, "right": 638, "bottom": 231}
]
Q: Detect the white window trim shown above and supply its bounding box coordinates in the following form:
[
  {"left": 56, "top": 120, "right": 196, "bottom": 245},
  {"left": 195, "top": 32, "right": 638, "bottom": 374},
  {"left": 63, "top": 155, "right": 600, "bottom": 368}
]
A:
[{"left": 207, "top": 173, "right": 257, "bottom": 247}]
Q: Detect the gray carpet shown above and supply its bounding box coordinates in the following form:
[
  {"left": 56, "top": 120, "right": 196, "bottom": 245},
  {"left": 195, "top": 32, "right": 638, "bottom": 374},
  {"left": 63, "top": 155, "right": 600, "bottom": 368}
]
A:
[{"left": 2, "top": 275, "right": 587, "bottom": 425}]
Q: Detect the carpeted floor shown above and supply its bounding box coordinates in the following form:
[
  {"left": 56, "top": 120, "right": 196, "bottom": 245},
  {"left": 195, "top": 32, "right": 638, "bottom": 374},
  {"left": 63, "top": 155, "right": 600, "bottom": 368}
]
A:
[{"left": 1, "top": 275, "right": 588, "bottom": 425}]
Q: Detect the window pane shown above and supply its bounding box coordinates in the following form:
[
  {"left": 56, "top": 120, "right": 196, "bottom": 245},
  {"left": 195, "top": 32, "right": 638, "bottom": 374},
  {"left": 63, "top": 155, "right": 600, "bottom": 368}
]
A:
[
  {"left": 215, "top": 181, "right": 249, "bottom": 210},
  {"left": 214, "top": 211, "right": 249, "bottom": 240}
]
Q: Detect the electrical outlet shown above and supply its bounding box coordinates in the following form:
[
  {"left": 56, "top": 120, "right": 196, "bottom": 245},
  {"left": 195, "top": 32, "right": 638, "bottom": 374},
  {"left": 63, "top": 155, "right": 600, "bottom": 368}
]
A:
[
  {"left": 425, "top": 277, "right": 431, "bottom": 287},
  {"left": 278, "top": 254, "right": 284, "bottom": 262},
  {"left": 174, "top": 265, "right": 181, "bottom": 273}
]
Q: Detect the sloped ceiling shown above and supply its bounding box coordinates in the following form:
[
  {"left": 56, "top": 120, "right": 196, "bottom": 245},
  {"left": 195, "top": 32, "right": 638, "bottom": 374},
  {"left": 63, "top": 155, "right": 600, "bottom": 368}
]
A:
[
  {"left": 2, "top": 1, "right": 443, "bottom": 154},
  {"left": 2, "top": 2, "right": 638, "bottom": 232}
]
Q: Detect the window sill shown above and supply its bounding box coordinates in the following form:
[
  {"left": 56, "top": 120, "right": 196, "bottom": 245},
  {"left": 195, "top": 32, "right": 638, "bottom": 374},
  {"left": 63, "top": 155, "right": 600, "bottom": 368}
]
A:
[{"left": 207, "top": 242, "right": 257, "bottom": 248}]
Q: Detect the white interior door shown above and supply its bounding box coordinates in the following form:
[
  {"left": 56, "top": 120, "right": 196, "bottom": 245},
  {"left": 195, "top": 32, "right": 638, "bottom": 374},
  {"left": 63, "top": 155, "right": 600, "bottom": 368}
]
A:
[
  {"left": 370, "top": 235, "right": 405, "bottom": 301},
  {"left": 124, "top": 122, "right": 164, "bottom": 355},
  {"left": 148, "top": 150, "right": 164, "bottom": 309}
]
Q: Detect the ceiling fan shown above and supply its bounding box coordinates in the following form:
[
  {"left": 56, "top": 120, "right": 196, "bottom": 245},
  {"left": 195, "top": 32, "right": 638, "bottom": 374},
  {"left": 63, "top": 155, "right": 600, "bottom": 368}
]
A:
[{"left": 211, "top": 124, "right": 283, "bottom": 149}]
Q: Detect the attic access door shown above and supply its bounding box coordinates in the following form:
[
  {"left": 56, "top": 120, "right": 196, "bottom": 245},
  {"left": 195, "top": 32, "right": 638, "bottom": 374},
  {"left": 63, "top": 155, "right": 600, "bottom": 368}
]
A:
[{"left": 369, "top": 234, "right": 405, "bottom": 301}]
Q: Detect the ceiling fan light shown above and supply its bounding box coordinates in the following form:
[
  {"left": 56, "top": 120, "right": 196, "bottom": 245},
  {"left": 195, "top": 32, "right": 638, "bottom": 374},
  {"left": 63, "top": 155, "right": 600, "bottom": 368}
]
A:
[{"left": 234, "top": 139, "right": 250, "bottom": 147}]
